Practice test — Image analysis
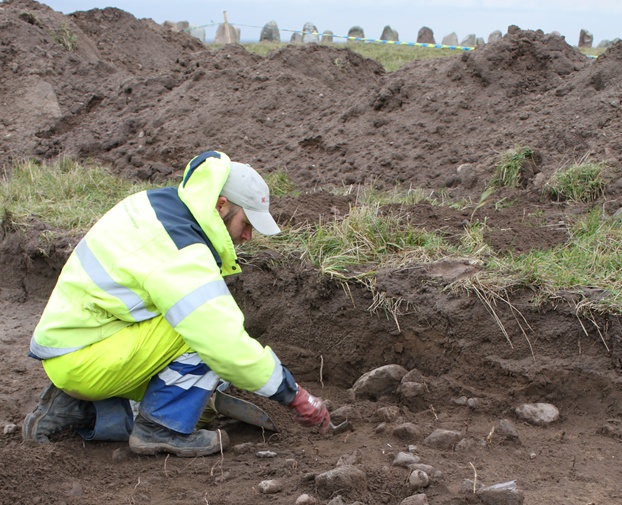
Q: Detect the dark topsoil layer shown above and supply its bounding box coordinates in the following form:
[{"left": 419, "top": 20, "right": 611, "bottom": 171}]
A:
[{"left": 1, "top": 1, "right": 622, "bottom": 504}]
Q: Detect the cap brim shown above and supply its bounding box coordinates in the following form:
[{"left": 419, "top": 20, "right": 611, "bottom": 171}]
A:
[{"left": 244, "top": 208, "right": 281, "bottom": 236}]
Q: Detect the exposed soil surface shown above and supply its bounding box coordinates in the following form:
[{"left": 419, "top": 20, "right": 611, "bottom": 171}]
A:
[{"left": 1, "top": 1, "right": 622, "bottom": 504}]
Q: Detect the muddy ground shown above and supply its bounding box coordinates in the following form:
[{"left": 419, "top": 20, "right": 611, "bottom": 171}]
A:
[{"left": 1, "top": 1, "right": 622, "bottom": 504}]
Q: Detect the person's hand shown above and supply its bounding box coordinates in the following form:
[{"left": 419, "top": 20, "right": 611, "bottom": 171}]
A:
[{"left": 288, "top": 386, "right": 331, "bottom": 434}]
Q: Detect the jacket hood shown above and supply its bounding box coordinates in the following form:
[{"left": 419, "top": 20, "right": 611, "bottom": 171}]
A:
[{"left": 177, "top": 151, "right": 240, "bottom": 276}]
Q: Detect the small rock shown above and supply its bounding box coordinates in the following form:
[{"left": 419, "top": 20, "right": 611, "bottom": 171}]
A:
[
  {"left": 478, "top": 480, "right": 525, "bottom": 505},
  {"left": 408, "top": 470, "right": 430, "bottom": 490},
  {"left": 315, "top": 465, "right": 367, "bottom": 499},
  {"left": 374, "top": 422, "right": 387, "bottom": 433},
  {"left": 407, "top": 444, "right": 417, "bottom": 453},
  {"left": 337, "top": 449, "right": 362, "bottom": 467},
  {"left": 467, "top": 397, "right": 480, "bottom": 409},
  {"left": 295, "top": 494, "right": 318, "bottom": 504},
  {"left": 496, "top": 419, "right": 520, "bottom": 441},
  {"left": 461, "top": 479, "right": 485, "bottom": 494},
  {"left": 330, "top": 405, "right": 359, "bottom": 423},
  {"left": 423, "top": 429, "right": 463, "bottom": 450},
  {"left": 515, "top": 403, "right": 559, "bottom": 426},
  {"left": 400, "top": 493, "right": 429, "bottom": 505},
  {"left": 349, "top": 364, "right": 408, "bottom": 400},
  {"left": 392, "top": 423, "right": 422, "bottom": 441},
  {"left": 374, "top": 406, "right": 401, "bottom": 422},
  {"left": 398, "top": 382, "right": 427, "bottom": 399},
  {"left": 453, "top": 396, "right": 468, "bottom": 405},
  {"left": 233, "top": 442, "right": 254, "bottom": 454},
  {"left": 327, "top": 496, "right": 347, "bottom": 505},
  {"left": 256, "top": 450, "right": 277, "bottom": 458},
  {"left": 214, "top": 471, "right": 231, "bottom": 484},
  {"left": 409, "top": 463, "right": 436, "bottom": 475},
  {"left": 3, "top": 423, "right": 18, "bottom": 434},
  {"left": 257, "top": 479, "right": 283, "bottom": 494},
  {"left": 393, "top": 452, "right": 421, "bottom": 467}
]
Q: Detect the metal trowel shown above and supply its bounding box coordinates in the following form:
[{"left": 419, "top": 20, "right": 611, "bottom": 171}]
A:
[{"left": 213, "top": 381, "right": 279, "bottom": 432}]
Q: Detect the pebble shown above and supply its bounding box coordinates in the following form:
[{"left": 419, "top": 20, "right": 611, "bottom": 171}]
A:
[
  {"left": 256, "top": 450, "right": 277, "bottom": 458},
  {"left": 515, "top": 403, "right": 559, "bottom": 426},
  {"left": 232, "top": 442, "right": 254, "bottom": 454},
  {"left": 337, "top": 449, "right": 362, "bottom": 467},
  {"left": 392, "top": 423, "right": 422, "bottom": 441},
  {"left": 3, "top": 423, "right": 18, "bottom": 434},
  {"left": 400, "top": 494, "right": 429, "bottom": 505},
  {"left": 423, "top": 429, "right": 463, "bottom": 450},
  {"left": 408, "top": 469, "right": 429, "bottom": 490},
  {"left": 295, "top": 493, "right": 318, "bottom": 504},
  {"left": 478, "top": 481, "right": 525, "bottom": 505},
  {"left": 315, "top": 466, "right": 367, "bottom": 498},
  {"left": 111, "top": 447, "right": 133, "bottom": 462},
  {"left": 257, "top": 479, "right": 283, "bottom": 494},
  {"left": 393, "top": 452, "right": 421, "bottom": 467}
]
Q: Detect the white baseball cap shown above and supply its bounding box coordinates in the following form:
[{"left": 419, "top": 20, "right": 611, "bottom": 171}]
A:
[{"left": 220, "top": 162, "right": 281, "bottom": 236}]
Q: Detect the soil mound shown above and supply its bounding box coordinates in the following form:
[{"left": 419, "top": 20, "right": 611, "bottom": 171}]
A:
[{"left": 2, "top": 2, "right": 622, "bottom": 504}]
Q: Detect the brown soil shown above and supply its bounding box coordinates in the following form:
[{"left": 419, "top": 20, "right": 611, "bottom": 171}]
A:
[{"left": 1, "top": 1, "right": 622, "bottom": 504}]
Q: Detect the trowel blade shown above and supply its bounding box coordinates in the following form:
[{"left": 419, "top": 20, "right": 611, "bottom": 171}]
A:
[{"left": 213, "top": 382, "right": 279, "bottom": 432}]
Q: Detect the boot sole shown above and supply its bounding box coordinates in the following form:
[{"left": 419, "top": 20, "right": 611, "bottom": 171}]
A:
[{"left": 129, "top": 433, "right": 226, "bottom": 457}]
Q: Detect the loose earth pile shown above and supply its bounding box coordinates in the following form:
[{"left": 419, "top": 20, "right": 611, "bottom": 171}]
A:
[{"left": 1, "top": 1, "right": 621, "bottom": 504}]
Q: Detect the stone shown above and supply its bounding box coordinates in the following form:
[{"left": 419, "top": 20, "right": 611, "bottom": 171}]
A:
[
  {"left": 215, "top": 23, "right": 239, "bottom": 44},
  {"left": 488, "top": 30, "right": 503, "bottom": 43},
  {"left": 295, "top": 494, "right": 318, "bottom": 504},
  {"left": 256, "top": 450, "right": 277, "bottom": 458},
  {"left": 260, "top": 21, "right": 280, "bottom": 43},
  {"left": 423, "top": 429, "right": 463, "bottom": 450},
  {"left": 478, "top": 481, "right": 525, "bottom": 505},
  {"left": 373, "top": 406, "right": 401, "bottom": 422},
  {"left": 331, "top": 405, "right": 360, "bottom": 423},
  {"left": 350, "top": 364, "right": 408, "bottom": 400},
  {"left": 315, "top": 465, "right": 367, "bottom": 499},
  {"left": 337, "top": 449, "right": 362, "bottom": 467},
  {"left": 460, "top": 34, "right": 477, "bottom": 47},
  {"left": 496, "top": 419, "right": 520, "bottom": 441},
  {"left": 321, "top": 30, "right": 334, "bottom": 43},
  {"left": 290, "top": 32, "right": 303, "bottom": 44},
  {"left": 579, "top": 29, "right": 593, "bottom": 48},
  {"left": 400, "top": 494, "right": 429, "bottom": 505},
  {"left": 302, "top": 22, "right": 319, "bottom": 44},
  {"left": 408, "top": 469, "right": 429, "bottom": 490},
  {"left": 258, "top": 479, "right": 283, "bottom": 494},
  {"left": 393, "top": 452, "right": 421, "bottom": 468},
  {"left": 327, "top": 496, "right": 347, "bottom": 505},
  {"left": 380, "top": 25, "right": 399, "bottom": 42},
  {"left": 392, "top": 423, "right": 422, "bottom": 441},
  {"left": 442, "top": 32, "right": 458, "bottom": 46},
  {"left": 514, "top": 403, "right": 559, "bottom": 426},
  {"left": 417, "top": 27, "right": 435, "bottom": 44},
  {"left": 347, "top": 26, "right": 365, "bottom": 42}
]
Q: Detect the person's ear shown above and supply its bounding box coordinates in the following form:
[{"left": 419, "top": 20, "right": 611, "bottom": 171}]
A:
[{"left": 216, "top": 196, "right": 228, "bottom": 212}]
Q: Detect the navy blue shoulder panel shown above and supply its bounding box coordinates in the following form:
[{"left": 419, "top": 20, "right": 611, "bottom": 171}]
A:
[
  {"left": 147, "top": 187, "right": 221, "bottom": 267},
  {"left": 182, "top": 151, "right": 221, "bottom": 188}
]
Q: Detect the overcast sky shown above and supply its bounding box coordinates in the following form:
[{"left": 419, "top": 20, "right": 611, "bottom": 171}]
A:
[{"left": 39, "top": 1, "right": 621, "bottom": 47}]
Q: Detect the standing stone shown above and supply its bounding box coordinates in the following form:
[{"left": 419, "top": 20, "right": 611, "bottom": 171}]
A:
[
  {"left": 321, "top": 30, "right": 334, "bottom": 43},
  {"left": 417, "top": 26, "right": 435, "bottom": 44},
  {"left": 380, "top": 25, "right": 399, "bottom": 42},
  {"left": 442, "top": 32, "right": 458, "bottom": 46},
  {"left": 260, "top": 21, "right": 280, "bottom": 42},
  {"left": 302, "top": 22, "right": 319, "bottom": 43},
  {"left": 190, "top": 27, "right": 206, "bottom": 42},
  {"left": 348, "top": 26, "right": 365, "bottom": 42},
  {"left": 579, "top": 29, "right": 593, "bottom": 48},
  {"left": 460, "top": 34, "right": 477, "bottom": 47},
  {"left": 215, "top": 22, "right": 239, "bottom": 43},
  {"left": 290, "top": 32, "right": 303, "bottom": 44},
  {"left": 488, "top": 30, "right": 503, "bottom": 43},
  {"left": 175, "top": 21, "right": 190, "bottom": 32}
]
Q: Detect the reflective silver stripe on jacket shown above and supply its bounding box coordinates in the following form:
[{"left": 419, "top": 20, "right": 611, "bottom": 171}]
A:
[
  {"left": 253, "top": 350, "right": 283, "bottom": 398},
  {"left": 76, "top": 239, "right": 157, "bottom": 321},
  {"left": 158, "top": 353, "right": 221, "bottom": 391},
  {"left": 29, "top": 336, "right": 84, "bottom": 360},
  {"left": 164, "top": 279, "right": 230, "bottom": 328}
]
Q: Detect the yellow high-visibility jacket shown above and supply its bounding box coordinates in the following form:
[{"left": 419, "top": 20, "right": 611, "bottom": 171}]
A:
[{"left": 30, "top": 151, "right": 283, "bottom": 397}]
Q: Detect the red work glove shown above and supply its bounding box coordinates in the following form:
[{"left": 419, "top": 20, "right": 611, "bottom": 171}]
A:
[{"left": 288, "top": 386, "right": 331, "bottom": 434}]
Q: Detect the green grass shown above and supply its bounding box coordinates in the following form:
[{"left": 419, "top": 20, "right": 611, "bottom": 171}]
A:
[
  {"left": 544, "top": 162, "right": 606, "bottom": 202},
  {"left": 0, "top": 158, "right": 166, "bottom": 233},
  {"left": 488, "top": 146, "right": 536, "bottom": 189},
  {"left": 3, "top": 155, "right": 621, "bottom": 324}
]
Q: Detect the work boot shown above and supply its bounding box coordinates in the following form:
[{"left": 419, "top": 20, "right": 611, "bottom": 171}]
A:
[
  {"left": 129, "top": 415, "right": 229, "bottom": 457},
  {"left": 22, "top": 383, "right": 96, "bottom": 443}
]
